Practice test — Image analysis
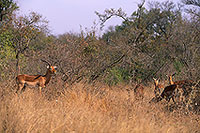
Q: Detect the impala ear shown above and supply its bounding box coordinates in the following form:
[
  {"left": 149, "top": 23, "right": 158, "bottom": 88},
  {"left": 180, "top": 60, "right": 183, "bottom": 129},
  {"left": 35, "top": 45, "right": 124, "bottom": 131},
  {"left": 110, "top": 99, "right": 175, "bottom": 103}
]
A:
[
  {"left": 47, "top": 65, "right": 50, "bottom": 69},
  {"left": 54, "top": 66, "right": 57, "bottom": 70}
]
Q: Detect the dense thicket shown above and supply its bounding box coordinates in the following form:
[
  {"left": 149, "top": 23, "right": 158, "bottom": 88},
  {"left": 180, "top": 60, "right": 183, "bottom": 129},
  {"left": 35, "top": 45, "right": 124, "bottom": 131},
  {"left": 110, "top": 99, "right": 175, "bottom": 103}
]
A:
[{"left": 0, "top": 0, "right": 199, "bottom": 85}]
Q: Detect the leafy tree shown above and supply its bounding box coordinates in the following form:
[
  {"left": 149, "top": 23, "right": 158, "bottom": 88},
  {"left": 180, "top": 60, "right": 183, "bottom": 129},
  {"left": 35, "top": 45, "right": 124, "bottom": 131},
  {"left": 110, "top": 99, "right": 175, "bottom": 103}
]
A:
[
  {"left": 0, "top": 0, "right": 18, "bottom": 22},
  {"left": 0, "top": 9, "right": 49, "bottom": 78},
  {"left": 11, "top": 12, "right": 49, "bottom": 75},
  {"left": 95, "top": 0, "right": 183, "bottom": 84},
  {"left": 0, "top": 0, "right": 18, "bottom": 79}
]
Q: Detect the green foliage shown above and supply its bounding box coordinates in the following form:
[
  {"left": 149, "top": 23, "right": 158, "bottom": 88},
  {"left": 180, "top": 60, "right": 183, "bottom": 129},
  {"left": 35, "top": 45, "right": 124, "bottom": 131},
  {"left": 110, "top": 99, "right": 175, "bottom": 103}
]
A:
[
  {"left": 104, "top": 67, "right": 131, "bottom": 86},
  {"left": 0, "top": 30, "right": 15, "bottom": 79},
  {"left": 133, "top": 62, "right": 146, "bottom": 80},
  {"left": 173, "top": 59, "right": 184, "bottom": 73},
  {"left": 98, "top": 0, "right": 192, "bottom": 84},
  {"left": 0, "top": 1, "right": 49, "bottom": 78},
  {"left": 82, "top": 43, "right": 98, "bottom": 57},
  {"left": 30, "top": 33, "right": 55, "bottom": 51},
  {"left": 0, "top": 0, "right": 18, "bottom": 22},
  {"left": 0, "top": 30, "right": 15, "bottom": 60}
]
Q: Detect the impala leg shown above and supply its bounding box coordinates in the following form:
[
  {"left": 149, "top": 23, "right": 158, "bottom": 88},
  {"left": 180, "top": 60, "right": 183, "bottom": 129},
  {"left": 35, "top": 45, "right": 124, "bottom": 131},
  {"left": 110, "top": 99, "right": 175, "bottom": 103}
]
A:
[
  {"left": 16, "top": 85, "right": 20, "bottom": 93},
  {"left": 172, "top": 96, "right": 176, "bottom": 104},
  {"left": 171, "top": 91, "right": 176, "bottom": 104},
  {"left": 21, "top": 84, "right": 26, "bottom": 93},
  {"left": 16, "top": 84, "right": 24, "bottom": 94},
  {"left": 39, "top": 87, "right": 42, "bottom": 96}
]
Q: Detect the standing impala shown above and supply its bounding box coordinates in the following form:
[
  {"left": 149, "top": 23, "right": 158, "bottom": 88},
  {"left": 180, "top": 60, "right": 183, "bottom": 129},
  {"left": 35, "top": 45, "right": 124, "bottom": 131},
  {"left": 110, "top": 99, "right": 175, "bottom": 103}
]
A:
[
  {"left": 150, "top": 78, "right": 177, "bottom": 103},
  {"left": 16, "top": 59, "right": 57, "bottom": 95},
  {"left": 167, "top": 73, "right": 194, "bottom": 97},
  {"left": 167, "top": 73, "right": 194, "bottom": 86},
  {"left": 153, "top": 78, "right": 164, "bottom": 98}
]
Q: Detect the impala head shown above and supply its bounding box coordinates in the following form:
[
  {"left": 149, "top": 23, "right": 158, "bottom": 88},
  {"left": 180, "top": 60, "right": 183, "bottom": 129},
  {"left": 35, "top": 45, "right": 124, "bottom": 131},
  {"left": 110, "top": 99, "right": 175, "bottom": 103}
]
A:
[
  {"left": 153, "top": 77, "right": 159, "bottom": 86},
  {"left": 41, "top": 59, "right": 57, "bottom": 75},
  {"left": 153, "top": 77, "right": 162, "bottom": 97},
  {"left": 166, "top": 73, "right": 175, "bottom": 85},
  {"left": 47, "top": 65, "right": 57, "bottom": 75}
]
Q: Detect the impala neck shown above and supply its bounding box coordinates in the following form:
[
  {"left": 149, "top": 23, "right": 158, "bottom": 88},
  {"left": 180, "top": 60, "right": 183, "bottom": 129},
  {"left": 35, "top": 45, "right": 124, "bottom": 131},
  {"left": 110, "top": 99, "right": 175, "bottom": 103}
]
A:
[
  {"left": 154, "top": 82, "right": 157, "bottom": 87},
  {"left": 44, "top": 69, "right": 52, "bottom": 85},
  {"left": 169, "top": 76, "right": 174, "bottom": 85},
  {"left": 154, "top": 80, "right": 158, "bottom": 87}
]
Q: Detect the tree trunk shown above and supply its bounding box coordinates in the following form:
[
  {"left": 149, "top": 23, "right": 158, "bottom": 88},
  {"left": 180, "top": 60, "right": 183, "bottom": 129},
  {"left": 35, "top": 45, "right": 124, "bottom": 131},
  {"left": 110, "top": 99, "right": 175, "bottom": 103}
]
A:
[{"left": 16, "top": 52, "right": 20, "bottom": 76}]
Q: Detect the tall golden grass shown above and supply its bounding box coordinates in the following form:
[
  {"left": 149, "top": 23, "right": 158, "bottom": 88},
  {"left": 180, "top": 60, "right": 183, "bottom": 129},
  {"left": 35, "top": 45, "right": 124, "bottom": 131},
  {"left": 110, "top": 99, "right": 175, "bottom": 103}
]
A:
[{"left": 0, "top": 81, "right": 199, "bottom": 133}]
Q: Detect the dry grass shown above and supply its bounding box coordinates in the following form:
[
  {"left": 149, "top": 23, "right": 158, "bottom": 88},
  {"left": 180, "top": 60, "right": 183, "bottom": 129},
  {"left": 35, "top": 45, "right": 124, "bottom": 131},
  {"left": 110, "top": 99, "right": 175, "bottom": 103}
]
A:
[{"left": 0, "top": 81, "right": 199, "bottom": 133}]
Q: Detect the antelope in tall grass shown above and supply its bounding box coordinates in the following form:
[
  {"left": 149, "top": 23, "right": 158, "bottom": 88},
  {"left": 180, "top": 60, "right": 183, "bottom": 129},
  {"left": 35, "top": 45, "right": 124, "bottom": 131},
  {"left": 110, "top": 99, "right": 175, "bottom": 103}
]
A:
[
  {"left": 167, "top": 73, "right": 194, "bottom": 97},
  {"left": 150, "top": 84, "right": 178, "bottom": 103},
  {"left": 16, "top": 59, "right": 57, "bottom": 95},
  {"left": 153, "top": 78, "right": 164, "bottom": 98},
  {"left": 167, "top": 73, "right": 194, "bottom": 86},
  {"left": 150, "top": 78, "right": 177, "bottom": 103},
  {"left": 134, "top": 83, "right": 144, "bottom": 100}
]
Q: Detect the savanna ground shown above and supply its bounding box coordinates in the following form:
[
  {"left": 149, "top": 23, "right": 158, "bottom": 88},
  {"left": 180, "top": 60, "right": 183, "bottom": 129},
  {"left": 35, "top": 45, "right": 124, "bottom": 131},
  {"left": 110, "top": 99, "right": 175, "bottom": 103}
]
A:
[{"left": 0, "top": 79, "right": 199, "bottom": 133}]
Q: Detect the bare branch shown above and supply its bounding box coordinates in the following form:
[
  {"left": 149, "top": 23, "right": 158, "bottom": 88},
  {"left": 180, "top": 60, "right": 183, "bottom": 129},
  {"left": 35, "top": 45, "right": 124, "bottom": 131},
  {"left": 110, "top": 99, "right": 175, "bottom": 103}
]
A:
[{"left": 95, "top": 8, "right": 128, "bottom": 29}]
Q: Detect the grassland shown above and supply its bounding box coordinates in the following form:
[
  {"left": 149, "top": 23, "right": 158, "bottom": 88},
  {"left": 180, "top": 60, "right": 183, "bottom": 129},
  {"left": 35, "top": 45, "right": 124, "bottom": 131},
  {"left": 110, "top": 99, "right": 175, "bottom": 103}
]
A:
[{"left": 0, "top": 81, "right": 199, "bottom": 133}]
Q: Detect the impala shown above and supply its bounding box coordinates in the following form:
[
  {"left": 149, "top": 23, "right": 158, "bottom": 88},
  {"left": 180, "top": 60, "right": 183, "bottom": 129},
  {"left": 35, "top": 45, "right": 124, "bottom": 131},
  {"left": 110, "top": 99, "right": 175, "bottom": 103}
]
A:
[
  {"left": 150, "top": 84, "right": 177, "bottom": 103},
  {"left": 16, "top": 60, "right": 57, "bottom": 95},
  {"left": 150, "top": 78, "right": 177, "bottom": 103},
  {"left": 134, "top": 83, "right": 144, "bottom": 100},
  {"left": 167, "top": 73, "right": 194, "bottom": 97},
  {"left": 153, "top": 78, "right": 164, "bottom": 98},
  {"left": 167, "top": 73, "right": 193, "bottom": 86}
]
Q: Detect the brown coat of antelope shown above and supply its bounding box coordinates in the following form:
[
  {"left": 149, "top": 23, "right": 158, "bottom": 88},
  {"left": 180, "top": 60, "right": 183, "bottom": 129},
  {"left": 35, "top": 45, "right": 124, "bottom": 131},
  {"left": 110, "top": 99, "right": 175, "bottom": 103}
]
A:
[
  {"left": 134, "top": 84, "right": 144, "bottom": 100},
  {"left": 167, "top": 74, "right": 194, "bottom": 97},
  {"left": 16, "top": 60, "right": 57, "bottom": 95}
]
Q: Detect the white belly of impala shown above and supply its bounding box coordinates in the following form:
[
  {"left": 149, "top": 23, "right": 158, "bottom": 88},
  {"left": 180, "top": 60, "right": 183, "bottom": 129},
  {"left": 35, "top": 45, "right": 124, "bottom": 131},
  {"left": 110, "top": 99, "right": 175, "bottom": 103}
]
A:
[{"left": 26, "top": 81, "right": 38, "bottom": 86}]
